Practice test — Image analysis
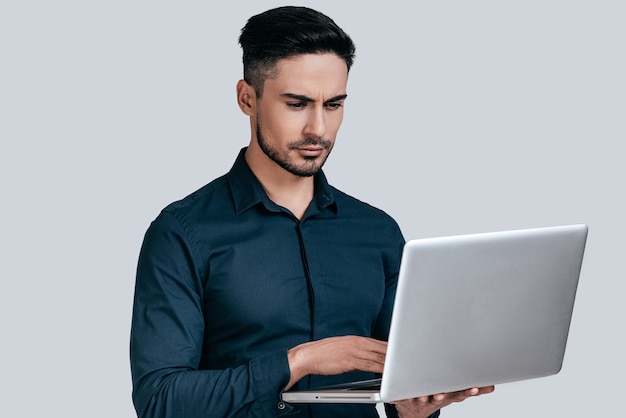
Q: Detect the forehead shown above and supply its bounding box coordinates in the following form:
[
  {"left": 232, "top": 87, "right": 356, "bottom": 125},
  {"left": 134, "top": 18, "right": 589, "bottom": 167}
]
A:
[{"left": 265, "top": 53, "right": 348, "bottom": 97}]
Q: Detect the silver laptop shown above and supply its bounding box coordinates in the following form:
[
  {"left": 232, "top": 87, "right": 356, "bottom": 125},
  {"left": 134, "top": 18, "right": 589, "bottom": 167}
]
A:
[{"left": 281, "top": 224, "right": 588, "bottom": 403}]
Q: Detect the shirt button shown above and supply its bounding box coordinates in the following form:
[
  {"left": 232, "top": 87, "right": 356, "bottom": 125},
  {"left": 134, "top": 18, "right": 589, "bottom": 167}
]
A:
[{"left": 277, "top": 401, "right": 286, "bottom": 410}]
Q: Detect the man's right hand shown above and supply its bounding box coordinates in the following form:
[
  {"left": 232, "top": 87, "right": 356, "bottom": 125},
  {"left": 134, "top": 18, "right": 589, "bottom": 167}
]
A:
[{"left": 285, "top": 335, "right": 387, "bottom": 390}]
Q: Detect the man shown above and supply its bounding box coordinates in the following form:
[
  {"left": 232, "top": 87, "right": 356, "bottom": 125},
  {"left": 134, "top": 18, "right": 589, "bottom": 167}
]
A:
[{"left": 130, "top": 6, "right": 493, "bottom": 418}]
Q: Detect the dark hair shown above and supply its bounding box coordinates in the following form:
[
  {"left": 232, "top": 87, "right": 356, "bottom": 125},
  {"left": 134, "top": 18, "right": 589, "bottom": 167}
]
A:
[{"left": 238, "top": 6, "right": 356, "bottom": 96}]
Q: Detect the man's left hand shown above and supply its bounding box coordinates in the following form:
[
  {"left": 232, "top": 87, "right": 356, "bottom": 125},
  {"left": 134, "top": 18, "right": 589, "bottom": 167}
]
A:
[{"left": 391, "top": 386, "right": 496, "bottom": 418}]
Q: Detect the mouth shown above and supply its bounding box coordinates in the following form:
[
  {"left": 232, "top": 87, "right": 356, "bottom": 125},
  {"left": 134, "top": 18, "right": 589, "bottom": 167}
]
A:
[
  {"left": 289, "top": 137, "right": 333, "bottom": 159},
  {"left": 295, "top": 146, "right": 325, "bottom": 157}
]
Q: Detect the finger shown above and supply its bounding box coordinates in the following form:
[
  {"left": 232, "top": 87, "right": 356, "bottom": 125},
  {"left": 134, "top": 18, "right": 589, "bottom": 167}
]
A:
[
  {"left": 431, "top": 393, "right": 446, "bottom": 403},
  {"left": 461, "top": 386, "right": 494, "bottom": 397},
  {"left": 356, "top": 337, "right": 388, "bottom": 354},
  {"left": 450, "top": 386, "right": 493, "bottom": 402},
  {"left": 466, "top": 387, "right": 479, "bottom": 396},
  {"left": 331, "top": 336, "right": 387, "bottom": 356},
  {"left": 353, "top": 343, "right": 387, "bottom": 358},
  {"left": 447, "top": 388, "right": 477, "bottom": 402},
  {"left": 354, "top": 354, "right": 386, "bottom": 368},
  {"left": 359, "top": 351, "right": 386, "bottom": 368},
  {"left": 351, "top": 341, "right": 387, "bottom": 365}
]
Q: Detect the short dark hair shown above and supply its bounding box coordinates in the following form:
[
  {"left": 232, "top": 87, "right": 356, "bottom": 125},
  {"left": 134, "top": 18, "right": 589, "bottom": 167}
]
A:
[{"left": 238, "top": 6, "right": 356, "bottom": 96}]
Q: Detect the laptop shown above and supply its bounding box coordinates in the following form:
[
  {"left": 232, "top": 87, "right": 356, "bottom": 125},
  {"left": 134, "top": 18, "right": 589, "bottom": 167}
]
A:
[{"left": 281, "top": 224, "right": 588, "bottom": 403}]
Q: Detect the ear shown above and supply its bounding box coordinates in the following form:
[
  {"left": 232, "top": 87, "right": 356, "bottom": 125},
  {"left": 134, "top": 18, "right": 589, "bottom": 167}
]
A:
[{"left": 236, "top": 79, "right": 256, "bottom": 116}]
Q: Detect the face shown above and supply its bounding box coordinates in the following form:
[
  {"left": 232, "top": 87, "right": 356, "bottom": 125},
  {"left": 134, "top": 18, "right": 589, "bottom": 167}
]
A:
[{"left": 247, "top": 53, "right": 349, "bottom": 177}]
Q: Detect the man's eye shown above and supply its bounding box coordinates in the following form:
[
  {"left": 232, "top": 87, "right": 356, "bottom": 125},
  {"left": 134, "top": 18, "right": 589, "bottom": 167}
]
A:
[
  {"left": 287, "top": 102, "right": 306, "bottom": 108},
  {"left": 326, "top": 103, "right": 343, "bottom": 110}
]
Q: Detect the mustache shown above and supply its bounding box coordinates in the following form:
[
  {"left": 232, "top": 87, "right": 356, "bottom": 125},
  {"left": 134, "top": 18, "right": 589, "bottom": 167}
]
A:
[{"left": 288, "top": 137, "right": 333, "bottom": 149}]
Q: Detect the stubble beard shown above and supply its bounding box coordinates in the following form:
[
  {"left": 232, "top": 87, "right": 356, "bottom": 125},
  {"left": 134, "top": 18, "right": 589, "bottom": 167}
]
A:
[{"left": 256, "top": 123, "right": 333, "bottom": 177}]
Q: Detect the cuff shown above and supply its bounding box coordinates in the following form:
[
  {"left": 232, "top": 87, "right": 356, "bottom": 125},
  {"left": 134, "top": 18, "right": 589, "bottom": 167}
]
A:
[{"left": 251, "top": 349, "right": 296, "bottom": 417}]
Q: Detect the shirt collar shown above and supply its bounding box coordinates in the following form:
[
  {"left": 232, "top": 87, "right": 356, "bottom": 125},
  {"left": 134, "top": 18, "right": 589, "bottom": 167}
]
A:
[{"left": 227, "top": 147, "right": 337, "bottom": 216}]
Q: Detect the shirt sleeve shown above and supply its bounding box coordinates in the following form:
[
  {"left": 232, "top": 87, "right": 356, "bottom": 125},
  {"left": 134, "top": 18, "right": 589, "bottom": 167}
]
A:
[
  {"left": 372, "top": 220, "right": 405, "bottom": 342},
  {"left": 130, "top": 211, "right": 294, "bottom": 418}
]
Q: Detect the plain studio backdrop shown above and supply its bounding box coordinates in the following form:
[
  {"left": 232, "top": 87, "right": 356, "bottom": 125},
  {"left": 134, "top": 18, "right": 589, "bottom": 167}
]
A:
[{"left": 1, "top": 1, "right": 623, "bottom": 417}]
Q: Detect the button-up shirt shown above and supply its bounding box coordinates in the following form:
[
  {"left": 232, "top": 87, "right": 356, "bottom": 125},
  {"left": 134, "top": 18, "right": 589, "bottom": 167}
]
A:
[{"left": 130, "top": 148, "right": 407, "bottom": 417}]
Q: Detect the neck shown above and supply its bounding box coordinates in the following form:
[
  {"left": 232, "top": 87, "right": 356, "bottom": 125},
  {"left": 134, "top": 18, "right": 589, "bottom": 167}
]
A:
[{"left": 245, "top": 146, "right": 315, "bottom": 220}]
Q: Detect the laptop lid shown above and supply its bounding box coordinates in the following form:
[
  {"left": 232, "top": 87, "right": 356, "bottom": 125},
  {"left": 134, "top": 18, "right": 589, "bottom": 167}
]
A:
[{"left": 281, "top": 224, "right": 588, "bottom": 404}]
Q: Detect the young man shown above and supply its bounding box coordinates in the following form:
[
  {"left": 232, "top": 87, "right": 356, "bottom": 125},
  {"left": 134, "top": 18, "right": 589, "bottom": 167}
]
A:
[{"left": 130, "top": 6, "right": 493, "bottom": 418}]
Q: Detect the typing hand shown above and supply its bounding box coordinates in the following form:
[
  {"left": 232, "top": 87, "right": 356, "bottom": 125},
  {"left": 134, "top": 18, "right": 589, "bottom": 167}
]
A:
[{"left": 285, "top": 335, "right": 387, "bottom": 390}]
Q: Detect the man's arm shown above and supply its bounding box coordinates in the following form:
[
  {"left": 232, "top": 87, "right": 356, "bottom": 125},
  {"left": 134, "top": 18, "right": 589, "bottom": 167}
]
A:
[{"left": 130, "top": 212, "right": 292, "bottom": 418}]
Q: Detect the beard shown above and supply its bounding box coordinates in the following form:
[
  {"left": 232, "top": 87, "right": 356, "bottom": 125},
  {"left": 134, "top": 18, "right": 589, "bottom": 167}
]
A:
[{"left": 256, "top": 123, "right": 334, "bottom": 177}]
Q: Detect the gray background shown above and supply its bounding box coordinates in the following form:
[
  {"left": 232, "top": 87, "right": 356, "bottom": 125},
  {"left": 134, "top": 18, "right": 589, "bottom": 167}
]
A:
[{"left": 1, "top": 1, "right": 623, "bottom": 416}]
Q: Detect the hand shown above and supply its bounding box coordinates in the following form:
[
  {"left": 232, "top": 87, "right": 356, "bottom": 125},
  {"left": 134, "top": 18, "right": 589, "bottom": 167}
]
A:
[
  {"left": 285, "top": 335, "right": 387, "bottom": 390},
  {"left": 392, "top": 386, "right": 496, "bottom": 418}
]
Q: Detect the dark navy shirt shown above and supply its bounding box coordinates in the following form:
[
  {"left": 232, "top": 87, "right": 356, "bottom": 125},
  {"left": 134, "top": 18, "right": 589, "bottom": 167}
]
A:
[{"left": 130, "top": 149, "right": 408, "bottom": 418}]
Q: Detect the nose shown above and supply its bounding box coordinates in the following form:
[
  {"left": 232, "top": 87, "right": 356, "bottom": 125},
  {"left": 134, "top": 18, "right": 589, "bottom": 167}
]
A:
[{"left": 304, "top": 106, "right": 326, "bottom": 139}]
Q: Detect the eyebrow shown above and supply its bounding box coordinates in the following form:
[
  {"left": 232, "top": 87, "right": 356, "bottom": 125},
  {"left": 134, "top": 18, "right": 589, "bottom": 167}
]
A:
[{"left": 281, "top": 93, "right": 348, "bottom": 104}]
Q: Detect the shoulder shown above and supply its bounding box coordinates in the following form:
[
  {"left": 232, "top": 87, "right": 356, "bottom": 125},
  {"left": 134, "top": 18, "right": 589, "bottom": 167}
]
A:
[
  {"left": 159, "top": 174, "right": 231, "bottom": 222},
  {"left": 140, "top": 174, "right": 233, "bottom": 268},
  {"left": 329, "top": 185, "right": 404, "bottom": 244},
  {"left": 331, "top": 186, "right": 399, "bottom": 225}
]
